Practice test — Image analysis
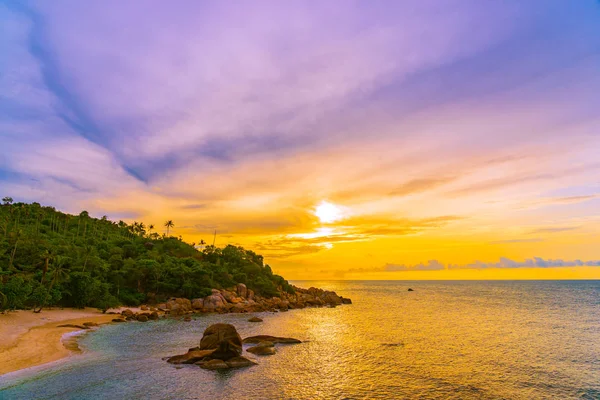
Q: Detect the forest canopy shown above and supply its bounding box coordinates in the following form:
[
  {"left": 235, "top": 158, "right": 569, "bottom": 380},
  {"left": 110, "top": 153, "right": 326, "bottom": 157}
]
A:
[{"left": 0, "top": 199, "right": 294, "bottom": 311}]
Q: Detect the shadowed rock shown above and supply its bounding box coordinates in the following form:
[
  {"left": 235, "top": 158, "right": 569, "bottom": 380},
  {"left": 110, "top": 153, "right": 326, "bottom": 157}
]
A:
[
  {"left": 199, "top": 359, "right": 229, "bottom": 370},
  {"left": 226, "top": 356, "right": 257, "bottom": 368},
  {"left": 167, "top": 349, "right": 215, "bottom": 364},
  {"left": 57, "top": 324, "right": 89, "bottom": 330},
  {"left": 248, "top": 317, "right": 263, "bottom": 322},
  {"left": 242, "top": 335, "right": 301, "bottom": 344},
  {"left": 199, "top": 323, "right": 243, "bottom": 360},
  {"left": 247, "top": 345, "right": 276, "bottom": 355}
]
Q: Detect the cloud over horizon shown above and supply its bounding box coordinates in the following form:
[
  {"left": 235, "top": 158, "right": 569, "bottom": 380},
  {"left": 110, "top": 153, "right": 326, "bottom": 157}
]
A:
[{"left": 1, "top": 0, "right": 600, "bottom": 278}]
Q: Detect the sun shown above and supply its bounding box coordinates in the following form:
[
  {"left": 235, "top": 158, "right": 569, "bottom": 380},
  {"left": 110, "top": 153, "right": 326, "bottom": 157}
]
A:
[{"left": 314, "top": 201, "right": 344, "bottom": 224}]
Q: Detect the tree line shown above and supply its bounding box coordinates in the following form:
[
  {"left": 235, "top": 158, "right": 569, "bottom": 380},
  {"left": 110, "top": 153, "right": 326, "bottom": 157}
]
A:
[{"left": 0, "top": 198, "right": 294, "bottom": 312}]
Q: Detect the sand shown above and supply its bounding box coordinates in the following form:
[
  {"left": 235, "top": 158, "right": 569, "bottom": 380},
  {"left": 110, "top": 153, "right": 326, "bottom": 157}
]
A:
[{"left": 0, "top": 308, "right": 133, "bottom": 376}]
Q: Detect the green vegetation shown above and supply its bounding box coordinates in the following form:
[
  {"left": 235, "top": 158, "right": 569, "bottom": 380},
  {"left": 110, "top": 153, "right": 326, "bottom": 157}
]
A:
[{"left": 0, "top": 200, "right": 293, "bottom": 312}]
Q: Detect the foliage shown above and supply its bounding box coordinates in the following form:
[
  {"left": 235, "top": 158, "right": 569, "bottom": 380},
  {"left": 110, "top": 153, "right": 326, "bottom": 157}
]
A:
[{"left": 0, "top": 201, "right": 293, "bottom": 311}]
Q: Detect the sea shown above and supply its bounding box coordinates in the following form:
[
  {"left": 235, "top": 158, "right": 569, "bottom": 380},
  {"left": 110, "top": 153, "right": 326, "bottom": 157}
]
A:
[{"left": 0, "top": 281, "right": 599, "bottom": 400}]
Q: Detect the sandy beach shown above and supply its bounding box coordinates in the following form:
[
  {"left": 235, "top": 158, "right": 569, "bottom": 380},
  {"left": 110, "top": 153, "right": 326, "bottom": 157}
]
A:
[{"left": 0, "top": 308, "right": 128, "bottom": 376}]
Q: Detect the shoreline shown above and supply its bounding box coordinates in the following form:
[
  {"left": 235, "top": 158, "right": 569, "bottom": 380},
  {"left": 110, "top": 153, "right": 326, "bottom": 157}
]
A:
[
  {"left": 0, "top": 308, "right": 129, "bottom": 376},
  {"left": 0, "top": 285, "right": 351, "bottom": 377}
]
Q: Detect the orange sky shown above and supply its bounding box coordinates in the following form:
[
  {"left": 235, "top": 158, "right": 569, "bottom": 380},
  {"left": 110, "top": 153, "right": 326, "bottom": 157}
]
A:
[{"left": 2, "top": 1, "right": 600, "bottom": 279}]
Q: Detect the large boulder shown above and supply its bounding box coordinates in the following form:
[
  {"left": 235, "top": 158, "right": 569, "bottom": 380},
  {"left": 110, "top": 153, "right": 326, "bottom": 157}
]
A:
[
  {"left": 236, "top": 283, "right": 248, "bottom": 298},
  {"left": 203, "top": 294, "right": 226, "bottom": 312},
  {"left": 121, "top": 309, "right": 135, "bottom": 318},
  {"left": 199, "top": 323, "right": 243, "bottom": 360},
  {"left": 166, "top": 298, "right": 192, "bottom": 312}
]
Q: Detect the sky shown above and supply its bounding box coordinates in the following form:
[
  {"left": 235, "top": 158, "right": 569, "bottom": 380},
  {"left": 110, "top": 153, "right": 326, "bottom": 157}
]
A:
[{"left": 1, "top": 0, "right": 600, "bottom": 280}]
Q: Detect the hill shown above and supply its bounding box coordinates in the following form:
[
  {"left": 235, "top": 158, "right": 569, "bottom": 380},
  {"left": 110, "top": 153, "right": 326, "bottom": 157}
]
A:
[{"left": 0, "top": 198, "right": 294, "bottom": 311}]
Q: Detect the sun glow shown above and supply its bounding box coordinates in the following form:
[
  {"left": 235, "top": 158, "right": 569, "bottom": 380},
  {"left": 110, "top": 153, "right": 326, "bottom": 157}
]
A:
[{"left": 314, "top": 201, "right": 345, "bottom": 223}]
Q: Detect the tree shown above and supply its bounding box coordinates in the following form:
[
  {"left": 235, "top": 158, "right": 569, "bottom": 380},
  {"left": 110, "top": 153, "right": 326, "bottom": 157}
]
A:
[
  {"left": 34, "top": 256, "right": 69, "bottom": 313},
  {"left": 164, "top": 220, "right": 174, "bottom": 236}
]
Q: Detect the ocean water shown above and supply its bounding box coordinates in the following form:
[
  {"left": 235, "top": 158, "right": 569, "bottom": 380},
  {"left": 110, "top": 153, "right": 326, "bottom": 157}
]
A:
[{"left": 1, "top": 281, "right": 599, "bottom": 400}]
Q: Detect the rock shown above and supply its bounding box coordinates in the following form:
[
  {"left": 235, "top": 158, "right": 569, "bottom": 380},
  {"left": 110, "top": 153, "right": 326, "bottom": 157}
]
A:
[
  {"left": 247, "top": 289, "right": 255, "bottom": 301},
  {"left": 137, "top": 315, "right": 149, "bottom": 322},
  {"left": 199, "top": 323, "right": 243, "bottom": 360},
  {"left": 140, "top": 305, "right": 149, "bottom": 311},
  {"left": 156, "top": 303, "right": 167, "bottom": 311},
  {"left": 341, "top": 297, "right": 352, "bottom": 304},
  {"left": 199, "top": 359, "right": 229, "bottom": 370},
  {"left": 121, "top": 309, "right": 134, "bottom": 318},
  {"left": 242, "top": 335, "right": 301, "bottom": 344},
  {"left": 220, "top": 290, "right": 238, "bottom": 303},
  {"left": 184, "top": 316, "right": 192, "bottom": 322},
  {"left": 167, "top": 349, "right": 216, "bottom": 364},
  {"left": 202, "top": 294, "right": 226, "bottom": 312},
  {"left": 248, "top": 317, "right": 263, "bottom": 322},
  {"left": 150, "top": 307, "right": 158, "bottom": 312},
  {"left": 57, "top": 324, "right": 89, "bottom": 330},
  {"left": 254, "top": 341, "right": 274, "bottom": 348},
  {"left": 112, "top": 318, "right": 126, "bottom": 323},
  {"left": 83, "top": 322, "right": 99, "bottom": 327},
  {"left": 166, "top": 298, "right": 193, "bottom": 313},
  {"left": 408, "top": 288, "right": 414, "bottom": 292},
  {"left": 192, "top": 298, "right": 204, "bottom": 310},
  {"left": 148, "top": 311, "right": 159, "bottom": 320},
  {"left": 247, "top": 345, "right": 277, "bottom": 355},
  {"left": 226, "top": 356, "right": 257, "bottom": 368},
  {"left": 237, "top": 283, "right": 248, "bottom": 298}
]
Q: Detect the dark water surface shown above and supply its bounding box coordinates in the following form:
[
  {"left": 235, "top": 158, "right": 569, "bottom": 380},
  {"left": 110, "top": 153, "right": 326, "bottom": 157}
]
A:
[{"left": 1, "top": 281, "right": 599, "bottom": 399}]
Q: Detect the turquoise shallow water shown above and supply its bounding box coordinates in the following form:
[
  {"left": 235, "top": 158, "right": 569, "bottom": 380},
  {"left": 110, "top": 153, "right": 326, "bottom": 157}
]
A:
[{"left": 1, "top": 281, "right": 599, "bottom": 400}]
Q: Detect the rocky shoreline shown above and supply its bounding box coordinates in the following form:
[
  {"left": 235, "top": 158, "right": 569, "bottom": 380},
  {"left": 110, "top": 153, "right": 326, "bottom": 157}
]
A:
[{"left": 107, "top": 285, "right": 351, "bottom": 322}]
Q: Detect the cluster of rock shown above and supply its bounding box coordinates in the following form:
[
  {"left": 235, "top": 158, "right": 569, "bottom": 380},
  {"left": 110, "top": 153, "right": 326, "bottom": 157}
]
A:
[
  {"left": 156, "top": 284, "right": 351, "bottom": 316},
  {"left": 111, "top": 307, "right": 160, "bottom": 323},
  {"left": 166, "top": 323, "right": 301, "bottom": 370}
]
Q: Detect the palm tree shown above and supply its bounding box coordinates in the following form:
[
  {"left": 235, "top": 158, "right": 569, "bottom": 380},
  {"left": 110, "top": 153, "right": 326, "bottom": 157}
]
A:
[
  {"left": 148, "top": 224, "right": 154, "bottom": 235},
  {"left": 34, "top": 256, "right": 69, "bottom": 313},
  {"left": 164, "top": 220, "right": 174, "bottom": 236}
]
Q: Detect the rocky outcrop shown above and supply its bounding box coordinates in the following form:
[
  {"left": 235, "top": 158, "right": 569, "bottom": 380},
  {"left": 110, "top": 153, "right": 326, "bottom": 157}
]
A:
[
  {"left": 167, "top": 323, "right": 302, "bottom": 371},
  {"left": 153, "top": 285, "right": 350, "bottom": 316},
  {"left": 168, "top": 323, "right": 255, "bottom": 370},
  {"left": 199, "top": 323, "right": 243, "bottom": 360}
]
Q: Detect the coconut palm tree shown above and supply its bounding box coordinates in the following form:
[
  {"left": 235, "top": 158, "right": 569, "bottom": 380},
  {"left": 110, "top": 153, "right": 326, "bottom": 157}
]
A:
[
  {"left": 34, "top": 256, "right": 69, "bottom": 313},
  {"left": 164, "top": 220, "right": 174, "bottom": 236}
]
